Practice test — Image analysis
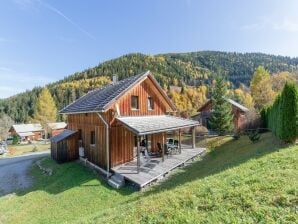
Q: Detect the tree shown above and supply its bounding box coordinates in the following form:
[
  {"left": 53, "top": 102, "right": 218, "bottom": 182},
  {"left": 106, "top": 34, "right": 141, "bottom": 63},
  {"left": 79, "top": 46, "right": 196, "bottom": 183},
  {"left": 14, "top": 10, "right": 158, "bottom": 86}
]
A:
[
  {"left": 271, "top": 71, "right": 295, "bottom": 93},
  {"left": 250, "top": 66, "right": 275, "bottom": 110},
  {"left": 32, "top": 88, "right": 57, "bottom": 138},
  {"left": 0, "top": 114, "right": 14, "bottom": 140},
  {"left": 209, "top": 76, "right": 233, "bottom": 135},
  {"left": 278, "top": 82, "right": 298, "bottom": 143}
]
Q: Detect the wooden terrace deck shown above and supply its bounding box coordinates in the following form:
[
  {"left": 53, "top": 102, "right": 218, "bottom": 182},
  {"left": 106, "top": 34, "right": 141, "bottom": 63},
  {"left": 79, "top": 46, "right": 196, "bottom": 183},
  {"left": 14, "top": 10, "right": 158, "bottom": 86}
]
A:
[{"left": 111, "top": 146, "right": 206, "bottom": 188}]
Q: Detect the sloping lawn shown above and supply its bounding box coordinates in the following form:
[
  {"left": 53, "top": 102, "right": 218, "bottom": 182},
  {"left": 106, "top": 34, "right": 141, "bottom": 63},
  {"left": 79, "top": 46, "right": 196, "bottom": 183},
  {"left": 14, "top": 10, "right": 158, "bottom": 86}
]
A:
[
  {"left": 0, "top": 133, "right": 297, "bottom": 223},
  {"left": 3, "top": 143, "right": 50, "bottom": 157}
]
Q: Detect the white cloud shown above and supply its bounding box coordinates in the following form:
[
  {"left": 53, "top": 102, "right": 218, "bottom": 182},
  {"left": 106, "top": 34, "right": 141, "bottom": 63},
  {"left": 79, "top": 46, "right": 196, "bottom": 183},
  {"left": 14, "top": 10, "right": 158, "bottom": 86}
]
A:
[{"left": 241, "top": 17, "right": 298, "bottom": 33}]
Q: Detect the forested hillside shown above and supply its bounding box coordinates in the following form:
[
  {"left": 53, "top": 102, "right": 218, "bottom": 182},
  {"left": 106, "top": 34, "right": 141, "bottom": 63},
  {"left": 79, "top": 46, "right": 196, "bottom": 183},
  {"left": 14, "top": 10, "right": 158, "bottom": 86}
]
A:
[{"left": 1, "top": 51, "right": 298, "bottom": 123}]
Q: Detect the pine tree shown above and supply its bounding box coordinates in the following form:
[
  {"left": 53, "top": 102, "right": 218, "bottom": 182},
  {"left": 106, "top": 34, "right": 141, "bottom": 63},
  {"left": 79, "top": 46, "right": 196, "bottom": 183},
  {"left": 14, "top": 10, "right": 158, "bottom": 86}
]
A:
[
  {"left": 32, "top": 88, "right": 57, "bottom": 138},
  {"left": 209, "top": 76, "right": 233, "bottom": 135}
]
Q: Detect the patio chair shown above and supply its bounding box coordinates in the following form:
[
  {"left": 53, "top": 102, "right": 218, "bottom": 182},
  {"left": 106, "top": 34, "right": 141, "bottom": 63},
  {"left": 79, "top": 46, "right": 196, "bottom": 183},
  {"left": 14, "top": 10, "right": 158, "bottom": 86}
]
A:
[
  {"left": 173, "top": 140, "right": 180, "bottom": 154},
  {"left": 168, "top": 138, "right": 174, "bottom": 145},
  {"left": 157, "top": 143, "right": 171, "bottom": 158}
]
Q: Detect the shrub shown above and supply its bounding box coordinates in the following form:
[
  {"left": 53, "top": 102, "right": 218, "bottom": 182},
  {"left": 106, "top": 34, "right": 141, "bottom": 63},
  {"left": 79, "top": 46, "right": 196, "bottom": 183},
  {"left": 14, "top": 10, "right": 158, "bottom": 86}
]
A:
[
  {"left": 12, "top": 135, "right": 18, "bottom": 145},
  {"left": 195, "top": 126, "right": 209, "bottom": 136},
  {"left": 241, "top": 110, "right": 263, "bottom": 131},
  {"left": 233, "top": 132, "right": 240, "bottom": 140},
  {"left": 9, "top": 147, "right": 16, "bottom": 155},
  {"left": 249, "top": 130, "right": 260, "bottom": 143},
  {"left": 262, "top": 82, "right": 298, "bottom": 143},
  {"left": 278, "top": 82, "right": 298, "bottom": 143},
  {"left": 32, "top": 145, "right": 38, "bottom": 152}
]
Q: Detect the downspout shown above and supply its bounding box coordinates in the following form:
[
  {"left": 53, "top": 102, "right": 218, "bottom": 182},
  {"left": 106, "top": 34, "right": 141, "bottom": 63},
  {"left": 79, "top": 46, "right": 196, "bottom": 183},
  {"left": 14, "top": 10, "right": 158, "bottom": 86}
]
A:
[{"left": 97, "top": 113, "right": 110, "bottom": 178}]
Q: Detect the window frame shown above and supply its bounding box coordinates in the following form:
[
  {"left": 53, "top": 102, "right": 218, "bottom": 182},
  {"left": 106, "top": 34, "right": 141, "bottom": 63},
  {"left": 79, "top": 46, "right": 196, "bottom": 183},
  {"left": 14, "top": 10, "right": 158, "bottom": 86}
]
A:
[
  {"left": 90, "top": 130, "right": 96, "bottom": 146},
  {"left": 131, "top": 95, "right": 139, "bottom": 110},
  {"left": 147, "top": 97, "right": 154, "bottom": 110}
]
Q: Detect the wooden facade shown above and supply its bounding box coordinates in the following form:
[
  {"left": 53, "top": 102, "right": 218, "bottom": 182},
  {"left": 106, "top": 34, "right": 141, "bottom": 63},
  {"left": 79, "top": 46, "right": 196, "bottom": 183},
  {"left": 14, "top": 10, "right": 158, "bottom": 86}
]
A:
[
  {"left": 196, "top": 99, "right": 247, "bottom": 131},
  {"left": 66, "top": 75, "right": 175, "bottom": 169},
  {"left": 51, "top": 132, "right": 79, "bottom": 163},
  {"left": 9, "top": 128, "right": 43, "bottom": 141}
]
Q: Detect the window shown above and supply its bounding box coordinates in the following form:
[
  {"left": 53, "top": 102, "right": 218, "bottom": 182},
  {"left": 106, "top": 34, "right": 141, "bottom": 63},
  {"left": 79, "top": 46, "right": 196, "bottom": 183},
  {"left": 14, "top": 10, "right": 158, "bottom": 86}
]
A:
[
  {"left": 131, "top": 96, "right": 139, "bottom": 110},
  {"left": 78, "top": 129, "right": 82, "bottom": 140},
  {"left": 148, "top": 97, "right": 154, "bottom": 110},
  {"left": 90, "top": 131, "right": 95, "bottom": 146}
]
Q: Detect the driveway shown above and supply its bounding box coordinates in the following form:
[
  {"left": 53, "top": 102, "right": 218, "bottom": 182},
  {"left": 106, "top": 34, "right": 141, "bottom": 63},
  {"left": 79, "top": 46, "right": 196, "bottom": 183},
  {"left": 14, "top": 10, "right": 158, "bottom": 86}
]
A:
[{"left": 0, "top": 151, "right": 50, "bottom": 196}]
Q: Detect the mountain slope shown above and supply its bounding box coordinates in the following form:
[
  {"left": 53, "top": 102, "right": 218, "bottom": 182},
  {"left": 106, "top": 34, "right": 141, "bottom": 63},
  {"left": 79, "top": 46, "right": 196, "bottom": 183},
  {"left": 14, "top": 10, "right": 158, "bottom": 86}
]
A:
[{"left": 1, "top": 51, "right": 298, "bottom": 123}]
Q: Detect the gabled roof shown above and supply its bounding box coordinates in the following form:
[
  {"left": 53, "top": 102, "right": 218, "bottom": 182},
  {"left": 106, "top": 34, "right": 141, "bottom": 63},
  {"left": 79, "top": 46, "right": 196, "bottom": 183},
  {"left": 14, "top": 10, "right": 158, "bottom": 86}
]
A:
[
  {"left": 11, "top": 123, "right": 43, "bottom": 133},
  {"left": 225, "top": 98, "right": 249, "bottom": 112},
  {"left": 47, "top": 122, "right": 67, "bottom": 130},
  {"left": 60, "top": 71, "right": 176, "bottom": 114},
  {"left": 51, "top": 130, "right": 77, "bottom": 143},
  {"left": 197, "top": 98, "right": 249, "bottom": 112},
  {"left": 116, "top": 115, "right": 200, "bottom": 136}
]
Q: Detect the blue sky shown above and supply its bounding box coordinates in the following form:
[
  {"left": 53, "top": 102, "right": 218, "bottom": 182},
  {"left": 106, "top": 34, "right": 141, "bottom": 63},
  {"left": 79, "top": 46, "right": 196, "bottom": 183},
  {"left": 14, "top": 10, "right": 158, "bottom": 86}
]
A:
[{"left": 1, "top": 0, "right": 298, "bottom": 98}]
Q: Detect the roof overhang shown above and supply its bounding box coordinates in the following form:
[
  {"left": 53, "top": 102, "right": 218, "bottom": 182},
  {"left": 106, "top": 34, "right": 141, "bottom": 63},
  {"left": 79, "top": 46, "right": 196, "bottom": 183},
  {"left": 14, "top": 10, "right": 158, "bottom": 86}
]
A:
[
  {"left": 18, "top": 132, "right": 35, "bottom": 137},
  {"left": 51, "top": 130, "right": 77, "bottom": 143},
  {"left": 116, "top": 115, "right": 200, "bottom": 136}
]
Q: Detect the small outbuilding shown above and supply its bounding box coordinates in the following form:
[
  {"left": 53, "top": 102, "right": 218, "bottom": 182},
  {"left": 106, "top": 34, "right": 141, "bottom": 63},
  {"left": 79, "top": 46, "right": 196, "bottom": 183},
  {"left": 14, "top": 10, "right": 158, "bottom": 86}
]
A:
[
  {"left": 46, "top": 122, "right": 67, "bottom": 138},
  {"left": 50, "top": 130, "right": 79, "bottom": 163}
]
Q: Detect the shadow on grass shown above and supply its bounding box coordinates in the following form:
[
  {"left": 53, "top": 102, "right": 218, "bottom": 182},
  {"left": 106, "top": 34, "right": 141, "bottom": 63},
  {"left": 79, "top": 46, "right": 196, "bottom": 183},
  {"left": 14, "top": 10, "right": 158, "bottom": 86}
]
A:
[
  {"left": 15, "top": 157, "right": 135, "bottom": 197},
  {"left": 143, "top": 132, "right": 287, "bottom": 195}
]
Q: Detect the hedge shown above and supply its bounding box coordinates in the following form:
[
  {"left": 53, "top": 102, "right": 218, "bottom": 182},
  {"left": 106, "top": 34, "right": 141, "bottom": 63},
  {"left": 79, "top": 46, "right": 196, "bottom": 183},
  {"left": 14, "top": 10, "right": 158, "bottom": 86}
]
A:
[{"left": 261, "top": 82, "right": 298, "bottom": 143}]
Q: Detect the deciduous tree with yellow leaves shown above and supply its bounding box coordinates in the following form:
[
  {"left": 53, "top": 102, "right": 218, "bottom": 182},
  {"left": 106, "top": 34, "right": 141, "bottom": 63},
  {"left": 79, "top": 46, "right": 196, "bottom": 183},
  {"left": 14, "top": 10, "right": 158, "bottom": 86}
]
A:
[
  {"left": 32, "top": 88, "right": 57, "bottom": 138},
  {"left": 250, "top": 66, "right": 275, "bottom": 110}
]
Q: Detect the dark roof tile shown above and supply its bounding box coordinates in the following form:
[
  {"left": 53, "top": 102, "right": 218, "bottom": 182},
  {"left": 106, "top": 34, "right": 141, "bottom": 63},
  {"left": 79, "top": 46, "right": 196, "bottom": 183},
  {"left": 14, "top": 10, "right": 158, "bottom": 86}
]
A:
[{"left": 60, "top": 71, "right": 149, "bottom": 114}]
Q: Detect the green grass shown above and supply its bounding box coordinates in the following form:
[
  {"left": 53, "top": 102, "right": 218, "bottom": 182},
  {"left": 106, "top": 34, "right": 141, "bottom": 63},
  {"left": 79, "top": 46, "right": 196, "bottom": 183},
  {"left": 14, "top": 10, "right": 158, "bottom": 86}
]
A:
[
  {"left": 3, "top": 142, "right": 50, "bottom": 157},
  {"left": 0, "top": 133, "right": 297, "bottom": 223}
]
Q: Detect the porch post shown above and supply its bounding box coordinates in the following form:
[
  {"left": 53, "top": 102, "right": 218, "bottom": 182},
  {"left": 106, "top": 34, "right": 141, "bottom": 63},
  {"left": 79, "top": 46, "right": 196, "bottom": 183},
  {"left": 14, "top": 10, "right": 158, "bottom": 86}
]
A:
[
  {"left": 192, "top": 127, "right": 196, "bottom": 149},
  {"left": 137, "top": 136, "right": 140, "bottom": 173},
  {"left": 162, "top": 132, "right": 165, "bottom": 162},
  {"left": 178, "top": 129, "right": 182, "bottom": 154}
]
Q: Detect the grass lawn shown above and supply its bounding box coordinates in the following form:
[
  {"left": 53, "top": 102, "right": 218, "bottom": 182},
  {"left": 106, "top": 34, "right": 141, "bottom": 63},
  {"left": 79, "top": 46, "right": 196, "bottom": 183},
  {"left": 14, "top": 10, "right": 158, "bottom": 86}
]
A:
[
  {"left": 0, "top": 132, "right": 297, "bottom": 223},
  {"left": 3, "top": 142, "right": 50, "bottom": 157}
]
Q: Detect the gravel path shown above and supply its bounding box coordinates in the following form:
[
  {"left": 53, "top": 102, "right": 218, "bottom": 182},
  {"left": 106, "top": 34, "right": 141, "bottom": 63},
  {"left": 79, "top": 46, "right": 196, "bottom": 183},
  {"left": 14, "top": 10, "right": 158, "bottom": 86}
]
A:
[{"left": 0, "top": 151, "right": 50, "bottom": 196}]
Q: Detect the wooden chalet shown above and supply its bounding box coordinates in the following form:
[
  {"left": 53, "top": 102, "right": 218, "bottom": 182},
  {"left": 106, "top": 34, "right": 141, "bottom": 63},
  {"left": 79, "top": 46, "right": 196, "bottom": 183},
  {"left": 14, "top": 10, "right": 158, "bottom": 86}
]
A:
[
  {"left": 193, "top": 98, "right": 249, "bottom": 131},
  {"left": 54, "top": 71, "right": 203, "bottom": 188},
  {"left": 9, "top": 123, "right": 44, "bottom": 141},
  {"left": 46, "top": 122, "right": 67, "bottom": 138}
]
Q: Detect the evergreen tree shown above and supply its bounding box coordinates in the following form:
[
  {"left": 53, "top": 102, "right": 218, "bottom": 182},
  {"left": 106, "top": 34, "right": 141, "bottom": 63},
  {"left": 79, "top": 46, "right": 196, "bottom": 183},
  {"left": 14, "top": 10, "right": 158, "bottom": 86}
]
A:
[
  {"left": 32, "top": 88, "right": 57, "bottom": 138},
  {"left": 209, "top": 76, "right": 233, "bottom": 135},
  {"left": 279, "top": 82, "right": 298, "bottom": 143}
]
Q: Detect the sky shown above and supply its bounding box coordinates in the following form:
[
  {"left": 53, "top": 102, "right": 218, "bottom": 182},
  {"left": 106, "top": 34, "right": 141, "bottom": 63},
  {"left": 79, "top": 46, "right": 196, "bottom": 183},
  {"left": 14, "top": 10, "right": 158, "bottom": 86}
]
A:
[{"left": 1, "top": 0, "right": 298, "bottom": 98}]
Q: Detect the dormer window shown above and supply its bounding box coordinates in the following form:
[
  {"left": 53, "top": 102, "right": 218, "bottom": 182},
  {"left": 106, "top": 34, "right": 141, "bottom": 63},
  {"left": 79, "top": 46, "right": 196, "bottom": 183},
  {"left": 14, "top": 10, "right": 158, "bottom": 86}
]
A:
[
  {"left": 131, "top": 96, "right": 139, "bottom": 110},
  {"left": 148, "top": 97, "right": 154, "bottom": 110}
]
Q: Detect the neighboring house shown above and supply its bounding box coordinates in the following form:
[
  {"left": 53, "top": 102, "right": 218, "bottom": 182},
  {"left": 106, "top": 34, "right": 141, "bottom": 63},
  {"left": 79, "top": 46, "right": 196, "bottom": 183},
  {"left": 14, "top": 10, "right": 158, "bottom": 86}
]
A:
[
  {"left": 193, "top": 98, "right": 249, "bottom": 131},
  {"left": 9, "top": 123, "right": 44, "bottom": 141},
  {"left": 52, "top": 71, "right": 200, "bottom": 184},
  {"left": 46, "top": 122, "right": 67, "bottom": 138}
]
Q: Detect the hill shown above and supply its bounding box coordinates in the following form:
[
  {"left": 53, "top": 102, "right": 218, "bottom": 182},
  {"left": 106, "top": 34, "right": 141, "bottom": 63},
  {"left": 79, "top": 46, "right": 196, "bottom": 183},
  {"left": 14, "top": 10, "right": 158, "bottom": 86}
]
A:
[
  {"left": 0, "top": 133, "right": 296, "bottom": 223},
  {"left": 1, "top": 51, "right": 298, "bottom": 123}
]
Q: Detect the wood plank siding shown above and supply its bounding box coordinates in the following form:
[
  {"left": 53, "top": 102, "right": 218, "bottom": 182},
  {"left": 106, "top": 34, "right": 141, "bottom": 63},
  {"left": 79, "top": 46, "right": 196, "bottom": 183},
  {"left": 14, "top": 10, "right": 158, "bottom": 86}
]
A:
[
  {"left": 67, "top": 76, "right": 175, "bottom": 168},
  {"left": 68, "top": 113, "right": 107, "bottom": 168},
  {"left": 51, "top": 133, "right": 79, "bottom": 163},
  {"left": 114, "top": 77, "right": 172, "bottom": 116}
]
